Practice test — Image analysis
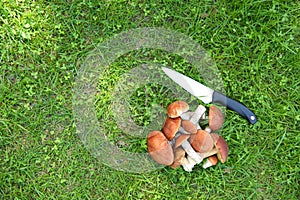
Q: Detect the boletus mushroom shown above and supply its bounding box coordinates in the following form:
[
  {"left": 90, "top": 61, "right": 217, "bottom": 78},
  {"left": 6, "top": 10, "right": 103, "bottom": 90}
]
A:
[
  {"left": 167, "top": 100, "right": 189, "bottom": 118},
  {"left": 147, "top": 130, "right": 174, "bottom": 166},
  {"left": 208, "top": 105, "right": 225, "bottom": 131},
  {"left": 210, "top": 133, "right": 229, "bottom": 163},
  {"left": 162, "top": 117, "right": 181, "bottom": 140}
]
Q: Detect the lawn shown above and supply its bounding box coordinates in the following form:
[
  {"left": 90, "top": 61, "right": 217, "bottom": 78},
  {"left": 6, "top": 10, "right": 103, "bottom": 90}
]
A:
[{"left": 1, "top": 0, "right": 299, "bottom": 199}]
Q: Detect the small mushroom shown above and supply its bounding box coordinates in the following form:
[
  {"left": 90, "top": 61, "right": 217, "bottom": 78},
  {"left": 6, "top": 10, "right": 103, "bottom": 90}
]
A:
[
  {"left": 210, "top": 133, "right": 229, "bottom": 163},
  {"left": 208, "top": 106, "right": 225, "bottom": 131},
  {"left": 167, "top": 100, "right": 189, "bottom": 118},
  {"left": 190, "top": 129, "right": 214, "bottom": 153},
  {"left": 170, "top": 147, "right": 186, "bottom": 169},
  {"left": 174, "top": 134, "right": 190, "bottom": 148},
  {"left": 162, "top": 117, "right": 181, "bottom": 140},
  {"left": 202, "top": 155, "right": 218, "bottom": 169},
  {"left": 147, "top": 130, "right": 174, "bottom": 166},
  {"left": 181, "top": 120, "right": 197, "bottom": 134}
]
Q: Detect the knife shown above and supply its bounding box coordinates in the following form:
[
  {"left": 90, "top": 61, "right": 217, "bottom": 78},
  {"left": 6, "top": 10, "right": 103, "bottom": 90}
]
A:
[{"left": 162, "top": 67, "right": 257, "bottom": 124}]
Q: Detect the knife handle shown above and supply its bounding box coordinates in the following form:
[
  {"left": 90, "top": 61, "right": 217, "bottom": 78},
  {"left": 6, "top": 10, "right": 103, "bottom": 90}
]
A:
[{"left": 212, "top": 91, "right": 257, "bottom": 124}]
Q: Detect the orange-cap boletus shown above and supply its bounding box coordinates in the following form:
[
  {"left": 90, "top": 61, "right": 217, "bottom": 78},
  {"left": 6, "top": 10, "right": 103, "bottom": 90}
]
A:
[
  {"left": 167, "top": 100, "right": 189, "bottom": 118},
  {"left": 208, "top": 106, "right": 225, "bottom": 131},
  {"left": 210, "top": 133, "right": 228, "bottom": 163},
  {"left": 162, "top": 117, "right": 181, "bottom": 140},
  {"left": 147, "top": 130, "right": 174, "bottom": 166}
]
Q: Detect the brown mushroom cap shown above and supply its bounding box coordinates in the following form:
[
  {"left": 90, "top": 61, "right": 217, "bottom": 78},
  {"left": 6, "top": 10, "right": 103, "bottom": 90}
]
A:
[
  {"left": 210, "top": 133, "right": 229, "bottom": 163},
  {"left": 167, "top": 100, "right": 189, "bottom": 118},
  {"left": 208, "top": 106, "right": 225, "bottom": 131},
  {"left": 174, "top": 134, "right": 190, "bottom": 148},
  {"left": 190, "top": 130, "right": 214, "bottom": 153},
  {"left": 181, "top": 120, "right": 197, "bottom": 134},
  {"left": 170, "top": 147, "right": 186, "bottom": 169},
  {"left": 147, "top": 130, "right": 174, "bottom": 165},
  {"left": 162, "top": 117, "right": 181, "bottom": 140}
]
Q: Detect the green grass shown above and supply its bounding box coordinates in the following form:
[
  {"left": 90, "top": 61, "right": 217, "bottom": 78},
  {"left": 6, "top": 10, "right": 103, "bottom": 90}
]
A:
[{"left": 1, "top": 0, "right": 299, "bottom": 199}]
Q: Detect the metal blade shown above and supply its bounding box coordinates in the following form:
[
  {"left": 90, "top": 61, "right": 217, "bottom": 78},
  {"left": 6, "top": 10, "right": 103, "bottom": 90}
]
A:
[{"left": 162, "top": 67, "right": 214, "bottom": 104}]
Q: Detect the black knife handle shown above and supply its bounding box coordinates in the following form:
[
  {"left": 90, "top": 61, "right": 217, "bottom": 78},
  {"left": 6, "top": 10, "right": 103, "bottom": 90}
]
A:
[{"left": 212, "top": 91, "right": 257, "bottom": 124}]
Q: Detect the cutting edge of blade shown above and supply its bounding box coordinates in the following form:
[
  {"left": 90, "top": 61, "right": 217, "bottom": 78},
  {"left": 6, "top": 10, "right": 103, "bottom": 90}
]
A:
[{"left": 162, "top": 67, "right": 214, "bottom": 104}]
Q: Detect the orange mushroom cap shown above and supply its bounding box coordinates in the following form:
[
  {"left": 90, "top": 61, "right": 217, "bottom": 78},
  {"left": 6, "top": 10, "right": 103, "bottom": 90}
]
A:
[
  {"left": 181, "top": 120, "right": 197, "bottom": 134},
  {"left": 174, "top": 134, "right": 190, "bottom": 148},
  {"left": 147, "top": 130, "right": 174, "bottom": 166},
  {"left": 208, "top": 106, "right": 225, "bottom": 131},
  {"left": 167, "top": 100, "right": 189, "bottom": 118},
  {"left": 162, "top": 117, "right": 181, "bottom": 140}
]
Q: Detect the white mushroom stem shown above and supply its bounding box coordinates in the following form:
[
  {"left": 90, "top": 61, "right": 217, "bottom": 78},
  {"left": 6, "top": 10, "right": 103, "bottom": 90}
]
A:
[
  {"left": 202, "top": 156, "right": 218, "bottom": 169},
  {"left": 181, "top": 156, "right": 197, "bottom": 172},
  {"left": 204, "top": 126, "right": 212, "bottom": 133},
  {"left": 180, "top": 111, "right": 194, "bottom": 121},
  {"left": 169, "top": 132, "right": 181, "bottom": 147},
  {"left": 202, "top": 160, "right": 214, "bottom": 169},
  {"left": 189, "top": 105, "right": 206, "bottom": 124},
  {"left": 181, "top": 141, "right": 203, "bottom": 164}
]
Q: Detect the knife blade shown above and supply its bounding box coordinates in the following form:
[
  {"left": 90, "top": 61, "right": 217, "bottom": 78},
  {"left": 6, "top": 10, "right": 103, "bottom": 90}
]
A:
[{"left": 162, "top": 67, "right": 257, "bottom": 124}]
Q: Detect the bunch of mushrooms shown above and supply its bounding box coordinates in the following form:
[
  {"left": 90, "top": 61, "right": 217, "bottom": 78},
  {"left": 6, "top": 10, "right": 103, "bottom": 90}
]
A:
[{"left": 147, "top": 100, "right": 229, "bottom": 172}]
